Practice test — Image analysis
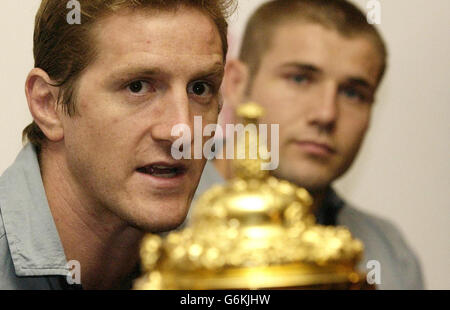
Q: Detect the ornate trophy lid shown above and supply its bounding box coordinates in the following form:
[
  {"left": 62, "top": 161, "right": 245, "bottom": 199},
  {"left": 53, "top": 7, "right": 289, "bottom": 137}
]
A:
[{"left": 134, "top": 102, "right": 367, "bottom": 290}]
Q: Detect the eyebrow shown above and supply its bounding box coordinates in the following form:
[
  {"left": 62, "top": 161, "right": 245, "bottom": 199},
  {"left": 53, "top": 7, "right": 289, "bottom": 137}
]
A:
[
  {"left": 280, "top": 62, "right": 321, "bottom": 74},
  {"left": 191, "top": 62, "right": 225, "bottom": 81},
  {"left": 108, "top": 67, "right": 162, "bottom": 83},
  {"left": 280, "top": 62, "right": 375, "bottom": 90},
  {"left": 108, "top": 62, "right": 224, "bottom": 83},
  {"left": 345, "top": 77, "right": 375, "bottom": 90}
]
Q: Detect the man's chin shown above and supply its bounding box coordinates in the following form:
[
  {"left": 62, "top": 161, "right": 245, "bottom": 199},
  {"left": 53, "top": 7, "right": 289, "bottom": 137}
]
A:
[
  {"left": 114, "top": 198, "right": 190, "bottom": 233},
  {"left": 128, "top": 214, "right": 187, "bottom": 233},
  {"left": 272, "top": 167, "right": 334, "bottom": 193}
]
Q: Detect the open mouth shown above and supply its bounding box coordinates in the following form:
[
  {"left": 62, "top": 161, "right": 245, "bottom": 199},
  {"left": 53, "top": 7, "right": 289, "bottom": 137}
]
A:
[{"left": 137, "top": 164, "right": 187, "bottom": 178}]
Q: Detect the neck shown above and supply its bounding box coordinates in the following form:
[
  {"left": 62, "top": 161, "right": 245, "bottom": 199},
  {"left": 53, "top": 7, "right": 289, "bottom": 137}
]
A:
[
  {"left": 307, "top": 188, "right": 328, "bottom": 215},
  {"left": 40, "top": 143, "right": 143, "bottom": 289}
]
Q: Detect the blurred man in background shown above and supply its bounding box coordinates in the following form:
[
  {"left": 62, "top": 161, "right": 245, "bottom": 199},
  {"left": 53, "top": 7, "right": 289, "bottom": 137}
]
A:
[{"left": 194, "top": 0, "right": 424, "bottom": 289}]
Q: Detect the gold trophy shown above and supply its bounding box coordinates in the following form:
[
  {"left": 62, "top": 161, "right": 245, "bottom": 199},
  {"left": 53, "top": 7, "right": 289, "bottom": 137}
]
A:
[{"left": 134, "top": 102, "right": 371, "bottom": 290}]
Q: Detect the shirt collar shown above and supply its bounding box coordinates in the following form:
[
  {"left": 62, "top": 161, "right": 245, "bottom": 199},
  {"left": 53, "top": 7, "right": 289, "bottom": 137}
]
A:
[
  {"left": 314, "top": 187, "right": 345, "bottom": 226},
  {"left": 0, "top": 144, "right": 68, "bottom": 277}
]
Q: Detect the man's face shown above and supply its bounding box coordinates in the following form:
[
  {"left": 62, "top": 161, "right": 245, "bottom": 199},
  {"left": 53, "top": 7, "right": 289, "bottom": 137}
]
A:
[
  {"left": 246, "top": 23, "right": 382, "bottom": 191},
  {"left": 60, "top": 8, "right": 224, "bottom": 231}
]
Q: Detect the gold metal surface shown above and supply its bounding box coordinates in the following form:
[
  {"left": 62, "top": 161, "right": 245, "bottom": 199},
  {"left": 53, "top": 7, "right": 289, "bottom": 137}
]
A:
[{"left": 134, "top": 102, "right": 369, "bottom": 290}]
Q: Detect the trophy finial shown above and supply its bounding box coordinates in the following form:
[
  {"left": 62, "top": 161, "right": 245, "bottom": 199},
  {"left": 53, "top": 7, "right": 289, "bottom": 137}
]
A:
[
  {"left": 236, "top": 101, "right": 265, "bottom": 122},
  {"left": 233, "top": 102, "right": 270, "bottom": 180}
]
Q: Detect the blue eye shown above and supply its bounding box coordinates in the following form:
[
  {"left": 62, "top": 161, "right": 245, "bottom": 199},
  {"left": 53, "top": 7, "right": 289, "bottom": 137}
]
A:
[
  {"left": 341, "top": 87, "right": 366, "bottom": 102},
  {"left": 344, "top": 89, "right": 358, "bottom": 97},
  {"left": 286, "top": 73, "right": 311, "bottom": 86},
  {"left": 291, "top": 74, "right": 308, "bottom": 84}
]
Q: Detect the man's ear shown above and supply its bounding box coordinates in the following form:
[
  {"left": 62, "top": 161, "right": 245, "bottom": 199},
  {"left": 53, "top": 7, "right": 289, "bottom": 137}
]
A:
[
  {"left": 223, "top": 59, "right": 250, "bottom": 110},
  {"left": 25, "top": 68, "right": 64, "bottom": 142}
]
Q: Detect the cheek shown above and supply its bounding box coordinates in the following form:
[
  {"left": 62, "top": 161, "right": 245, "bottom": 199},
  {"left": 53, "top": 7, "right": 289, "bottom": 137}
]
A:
[
  {"left": 63, "top": 110, "right": 139, "bottom": 181},
  {"left": 337, "top": 111, "right": 370, "bottom": 156},
  {"left": 62, "top": 116, "right": 97, "bottom": 164},
  {"left": 250, "top": 81, "right": 303, "bottom": 137},
  {"left": 203, "top": 108, "right": 219, "bottom": 125}
]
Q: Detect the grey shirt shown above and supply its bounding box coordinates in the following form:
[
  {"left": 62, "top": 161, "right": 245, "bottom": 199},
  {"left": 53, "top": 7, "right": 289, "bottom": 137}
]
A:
[
  {"left": 190, "top": 161, "right": 425, "bottom": 290},
  {"left": 0, "top": 144, "right": 72, "bottom": 289}
]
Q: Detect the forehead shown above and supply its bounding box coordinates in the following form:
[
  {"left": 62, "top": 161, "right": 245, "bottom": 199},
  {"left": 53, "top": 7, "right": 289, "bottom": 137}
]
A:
[
  {"left": 262, "top": 22, "right": 382, "bottom": 85},
  {"left": 89, "top": 7, "right": 223, "bottom": 69}
]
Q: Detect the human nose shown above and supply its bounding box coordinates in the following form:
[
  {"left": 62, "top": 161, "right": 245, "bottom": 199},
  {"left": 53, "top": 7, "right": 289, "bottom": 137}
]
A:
[
  {"left": 306, "top": 81, "right": 338, "bottom": 133},
  {"left": 150, "top": 85, "right": 193, "bottom": 144}
]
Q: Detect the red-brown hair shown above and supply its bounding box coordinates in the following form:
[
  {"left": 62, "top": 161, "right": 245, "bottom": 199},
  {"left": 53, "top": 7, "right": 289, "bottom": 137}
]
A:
[{"left": 24, "top": 0, "right": 235, "bottom": 151}]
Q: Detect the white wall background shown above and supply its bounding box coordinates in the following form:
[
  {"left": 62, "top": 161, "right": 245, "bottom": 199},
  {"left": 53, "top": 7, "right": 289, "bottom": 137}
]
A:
[{"left": 0, "top": 0, "right": 448, "bottom": 289}]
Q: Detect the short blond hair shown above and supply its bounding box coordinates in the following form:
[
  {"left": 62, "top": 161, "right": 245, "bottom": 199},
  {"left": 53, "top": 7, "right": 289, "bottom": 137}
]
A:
[
  {"left": 24, "top": 0, "right": 235, "bottom": 151},
  {"left": 240, "top": 0, "right": 387, "bottom": 85}
]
